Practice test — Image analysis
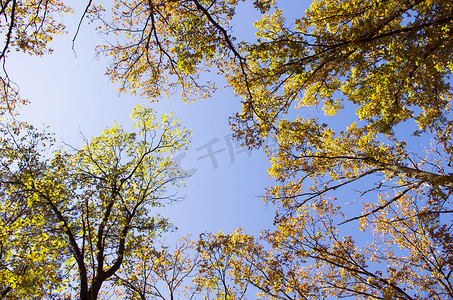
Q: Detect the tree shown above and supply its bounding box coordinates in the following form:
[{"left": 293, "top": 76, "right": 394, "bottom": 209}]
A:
[
  {"left": 0, "top": 105, "right": 191, "bottom": 299},
  {"left": 196, "top": 231, "right": 252, "bottom": 300},
  {"left": 0, "top": 162, "right": 65, "bottom": 299},
  {"left": 113, "top": 234, "right": 199, "bottom": 300},
  {"left": 198, "top": 198, "right": 453, "bottom": 299},
  {"left": 235, "top": 0, "right": 453, "bottom": 212},
  {"left": 0, "top": 122, "right": 68, "bottom": 299}
]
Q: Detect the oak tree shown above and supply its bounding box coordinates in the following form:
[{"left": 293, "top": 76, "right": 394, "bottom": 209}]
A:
[{"left": 0, "top": 106, "right": 191, "bottom": 299}]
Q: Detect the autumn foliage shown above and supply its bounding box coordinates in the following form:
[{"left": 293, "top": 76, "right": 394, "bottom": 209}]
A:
[{"left": 1, "top": 0, "right": 453, "bottom": 299}]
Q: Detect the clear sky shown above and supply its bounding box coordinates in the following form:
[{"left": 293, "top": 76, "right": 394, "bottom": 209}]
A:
[{"left": 7, "top": 0, "right": 311, "bottom": 239}]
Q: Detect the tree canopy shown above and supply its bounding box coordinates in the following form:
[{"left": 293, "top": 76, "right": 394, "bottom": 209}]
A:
[
  {"left": 0, "top": 106, "right": 191, "bottom": 299},
  {"left": 0, "top": 0, "right": 452, "bottom": 299}
]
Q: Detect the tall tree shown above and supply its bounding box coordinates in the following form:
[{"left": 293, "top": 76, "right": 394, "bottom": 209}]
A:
[
  {"left": 233, "top": 0, "right": 453, "bottom": 212},
  {"left": 0, "top": 106, "right": 191, "bottom": 299}
]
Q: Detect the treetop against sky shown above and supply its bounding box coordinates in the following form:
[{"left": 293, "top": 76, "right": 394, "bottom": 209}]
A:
[{"left": 1, "top": 0, "right": 453, "bottom": 299}]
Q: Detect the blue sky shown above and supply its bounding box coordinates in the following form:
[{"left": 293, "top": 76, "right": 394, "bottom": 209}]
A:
[
  {"left": 5, "top": 1, "right": 449, "bottom": 299},
  {"left": 6, "top": 0, "right": 311, "bottom": 239}
]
